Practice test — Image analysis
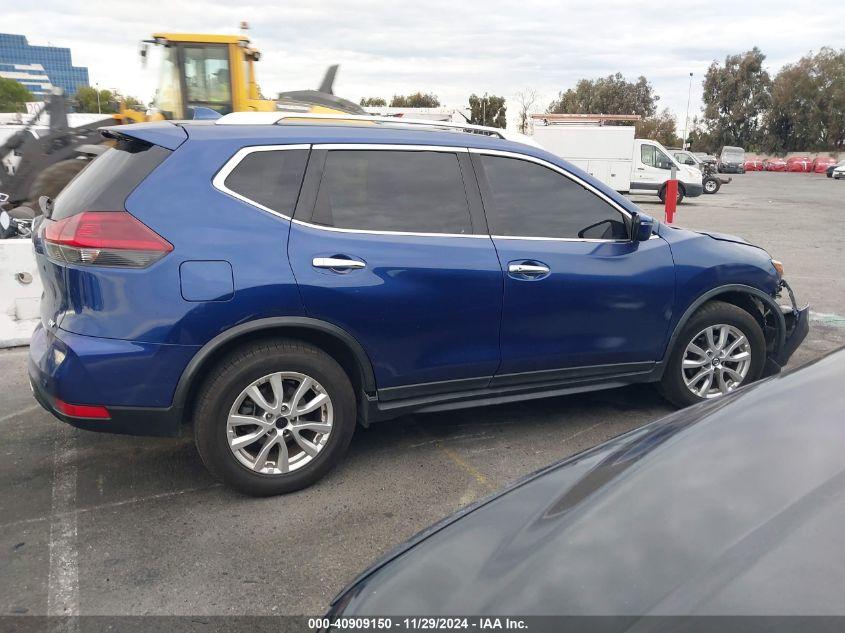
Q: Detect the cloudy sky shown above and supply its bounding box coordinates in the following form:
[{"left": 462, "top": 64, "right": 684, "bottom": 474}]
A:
[{"left": 3, "top": 0, "right": 844, "bottom": 130}]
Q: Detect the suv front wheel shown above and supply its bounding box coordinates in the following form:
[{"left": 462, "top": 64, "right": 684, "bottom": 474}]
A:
[
  {"left": 659, "top": 301, "right": 766, "bottom": 407},
  {"left": 194, "top": 339, "right": 356, "bottom": 496}
]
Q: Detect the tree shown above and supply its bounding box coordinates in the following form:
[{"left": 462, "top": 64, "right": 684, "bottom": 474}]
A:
[
  {"left": 468, "top": 93, "right": 506, "bottom": 128},
  {"left": 514, "top": 88, "right": 538, "bottom": 134},
  {"left": 0, "top": 77, "right": 33, "bottom": 113},
  {"left": 123, "top": 95, "right": 146, "bottom": 111},
  {"left": 686, "top": 116, "right": 718, "bottom": 153},
  {"left": 635, "top": 108, "right": 681, "bottom": 147},
  {"left": 359, "top": 97, "right": 387, "bottom": 107},
  {"left": 701, "top": 48, "right": 771, "bottom": 150},
  {"left": 74, "top": 86, "right": 119, "bottom": 114},
  {"left": 548, "top": 73, "right": 657, "bottom": 117},
  {"left": 390, "top": 92, "right": 440, "bottom": 108},
  {"left": 764, "top": 48, "right": 845, "bottom": 152}
]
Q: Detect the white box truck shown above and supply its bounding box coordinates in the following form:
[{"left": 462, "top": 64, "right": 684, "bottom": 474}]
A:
[{"left": 532, "top": 125, "right": 704, "bottom": 203}]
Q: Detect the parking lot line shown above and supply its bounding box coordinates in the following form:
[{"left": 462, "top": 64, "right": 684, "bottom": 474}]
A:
[
  {"left": 413, "top": 420, "right": 495, "bottom": 492},
  {"left": 46, "top": 427, "right": 79, "bottom": 623},
  {"left": 0, "top": 404, "right": 39, "bottom": 424}
]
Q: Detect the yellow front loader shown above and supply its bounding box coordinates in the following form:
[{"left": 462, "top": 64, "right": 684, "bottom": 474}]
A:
[{"left": 121, "top": 32, "right": 363, "bottom": 123}]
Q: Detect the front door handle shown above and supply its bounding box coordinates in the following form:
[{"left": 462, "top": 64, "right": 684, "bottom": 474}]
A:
[
  {"left": 508, "top": 263, "right": 550, "bottom": 276},
  {"left": 312, "top": 256, "right": 366, "bottom": 271}
]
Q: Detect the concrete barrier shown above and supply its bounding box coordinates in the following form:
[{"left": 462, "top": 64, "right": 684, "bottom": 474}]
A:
[{"left": 0, "top": 239, "right": 41, "bottom": 348}]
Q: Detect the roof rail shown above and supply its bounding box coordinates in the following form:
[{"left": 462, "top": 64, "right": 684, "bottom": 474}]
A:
[{"left": 214, "top": 112, "right": 542, "bottom": 148}]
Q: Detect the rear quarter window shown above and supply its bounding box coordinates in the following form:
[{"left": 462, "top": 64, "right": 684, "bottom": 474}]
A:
[
  {"left": 221, "top": 148, "right": 309, "bottom": 216},
  {"left": 51, "top": 138, "right": 172, "bottom": 220}
]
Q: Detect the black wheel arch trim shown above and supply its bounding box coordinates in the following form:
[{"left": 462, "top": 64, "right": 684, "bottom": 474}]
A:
[
  {"left": 658, "top": 284, "right": 785, "bottom": 377},
  {"left": 171, "top": 317, "right": 377, "bottom": 411}
]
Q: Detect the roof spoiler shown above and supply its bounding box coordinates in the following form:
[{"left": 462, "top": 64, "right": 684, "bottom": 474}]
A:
[{"left": 101, "top": 122, "right": 188, "bottom": 151}]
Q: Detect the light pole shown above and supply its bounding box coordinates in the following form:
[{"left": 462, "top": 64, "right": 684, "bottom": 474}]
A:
[
  {"left": 95, "top": 82, "right": 101, "bottom": 114},
  {"left": 682, "top": 72, "right": 693, "bottom": 149}
]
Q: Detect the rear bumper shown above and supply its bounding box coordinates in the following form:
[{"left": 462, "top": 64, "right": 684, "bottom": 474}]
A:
[
  {"left": 29, "top": 369, "right": 183, "bottom": 436},
  {"left": 28, "top": 323, "right": 195, "bottom": 437}
]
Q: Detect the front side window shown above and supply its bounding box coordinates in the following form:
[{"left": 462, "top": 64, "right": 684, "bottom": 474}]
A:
[
  {"left": 182, "top": 45, "right": 232, "bottom": 114},
  {"left": 223, "top": 149, "right": 309, "bottom": 216},
  {"left": 311, "top": 150, "right": 472, "bottom": 234},
  {"left": 480, "top": 155, "right": 629, "bottom": 240},
  {"left": 641, "top": 145, "right": 674, "bottom": 170}
]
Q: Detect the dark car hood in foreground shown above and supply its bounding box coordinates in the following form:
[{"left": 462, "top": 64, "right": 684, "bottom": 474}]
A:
[{"left": 332, "top": 351, "right": 845, "bottom": 617}]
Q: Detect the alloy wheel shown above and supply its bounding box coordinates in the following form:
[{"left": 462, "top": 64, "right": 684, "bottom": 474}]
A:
[
  {"left": 681, "top": 324, "right": 752, "bottom": 398},
  {"left": 226, "top": 372, "right": 333, "bottom": 474}
]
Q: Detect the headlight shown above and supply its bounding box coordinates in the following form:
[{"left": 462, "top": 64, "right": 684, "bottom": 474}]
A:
[{"left": 771, "top": 259, "right": 784, "bottom": 278}]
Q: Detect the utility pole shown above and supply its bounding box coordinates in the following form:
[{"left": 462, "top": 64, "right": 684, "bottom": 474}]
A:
[{"left": 682, "top": 72, "right": 693, "bottom": 149}]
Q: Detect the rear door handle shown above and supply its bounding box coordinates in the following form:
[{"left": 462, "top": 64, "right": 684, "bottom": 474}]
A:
[{"left": 312, "top": 256, "right": 366, "bottom": 271}]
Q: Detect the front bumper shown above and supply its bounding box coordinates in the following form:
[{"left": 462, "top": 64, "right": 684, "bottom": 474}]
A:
[
  {"left": 684, "top": 182, "right": 704, "bottom": 197},
  {"left": 764, "top": 281, "right": 809, "bottom": 375}
]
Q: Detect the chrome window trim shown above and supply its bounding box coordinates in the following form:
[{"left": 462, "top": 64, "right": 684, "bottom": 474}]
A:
[
  {"left": 291, "top": 218, "right": 487, "bottom": 239},
  {"left": 490, "top": 234, "right": 630, "bottom": 243},
  {"left": 469, "top": 147, "right": 636, "bottom": 243},
  {"left": 211, "top": 144, "right": 311, "bottom": 220},
  {"left": 211, "top": 143, "right": 641, "bottom": 244},
  {"left": 312, "top": 143, "right": 469, "bottom": 153}
]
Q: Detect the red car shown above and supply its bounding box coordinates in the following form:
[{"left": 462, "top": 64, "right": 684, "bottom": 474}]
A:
[
  {"left": 744, "top": 159, "right": 764, "bottom": 171},
  {"left": 813, "top": 156, "right": 838, "bottom": 173},
  {"left": 787, "top": 156, "right": 813, "bottom": 172},
  {"left": 764, "top": 158, "right": 788, "bottom": 172}
]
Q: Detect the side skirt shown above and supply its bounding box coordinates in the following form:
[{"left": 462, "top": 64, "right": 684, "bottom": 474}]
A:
[{"left": 363, "top": 362, "right": 659, "bottom": 424}]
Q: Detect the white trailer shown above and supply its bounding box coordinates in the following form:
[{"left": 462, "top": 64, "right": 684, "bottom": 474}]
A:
[{"left": 532, "top": 124, "right": 704, "bottom": 203}]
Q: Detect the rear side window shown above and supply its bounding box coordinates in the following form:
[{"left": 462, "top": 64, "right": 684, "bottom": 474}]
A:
[
  {"left": 480, "top": 155, "right": 629, "bottom": 240},
  {"left": 310, "top": 150, "right": 472, "bottom": 234},
  {"left": 223, "top": 148, "right": 308, "bottom": 215},
  {"left": 51, "top": 138, "right": 171, "bottom": 220}
]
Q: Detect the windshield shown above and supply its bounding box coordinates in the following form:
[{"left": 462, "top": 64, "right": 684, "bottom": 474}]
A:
[
  {"left": 722, "top": 147, "right": 744, "bottom": 160},
  {"left": 152, "top": 43, "right": 233, "bottom": 119},
  {"left": 183, "top": 45, "right": 233, "bottom": 114}
]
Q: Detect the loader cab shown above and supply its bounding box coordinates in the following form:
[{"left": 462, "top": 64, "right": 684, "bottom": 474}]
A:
[{"left": 145, "top": 33, "right": 271, "bottom": 120}]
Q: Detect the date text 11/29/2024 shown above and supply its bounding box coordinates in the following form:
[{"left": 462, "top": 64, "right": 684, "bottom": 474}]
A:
[{"left": 310, "top": 616, "right": 529, "bottom": 630}]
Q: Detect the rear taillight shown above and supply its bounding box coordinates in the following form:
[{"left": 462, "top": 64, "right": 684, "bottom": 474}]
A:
[{"left": 44, "top": 211, "right": 173, "bottom": 268}]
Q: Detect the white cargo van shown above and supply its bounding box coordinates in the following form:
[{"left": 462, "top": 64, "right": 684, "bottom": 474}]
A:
[{"left": 532, "top": 124, "right": 704, "bottom": 203}]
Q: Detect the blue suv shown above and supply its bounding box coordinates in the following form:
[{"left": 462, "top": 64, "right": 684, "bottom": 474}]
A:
[{"left": 28, "top": 115, "right": 808, "bottom": 495}]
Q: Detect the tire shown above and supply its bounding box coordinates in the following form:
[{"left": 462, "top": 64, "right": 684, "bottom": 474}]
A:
[
  {"left": 703, "top": 177, "right": 720, "bottom": 194},
  {"left": 658, "top": 183, "right": 685, "bottom": 205},
  {"left": 194, "top": 339, "right": 356, "bottom": 496},
  {"left": 658, "top": 301, "right": 766, "bottom": 408},
  {"left": 26, "top": 158, "right": 90, "bottom": 208}
]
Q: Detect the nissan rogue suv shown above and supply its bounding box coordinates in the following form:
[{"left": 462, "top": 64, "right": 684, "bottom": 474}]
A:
[{"left": 28, "top": 115, "right": 808, "bottom": 495}]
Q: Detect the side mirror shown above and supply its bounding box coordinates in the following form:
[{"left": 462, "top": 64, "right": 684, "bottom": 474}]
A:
[{"left": 633, "top": 213, "right": 655, "bottom": 242}]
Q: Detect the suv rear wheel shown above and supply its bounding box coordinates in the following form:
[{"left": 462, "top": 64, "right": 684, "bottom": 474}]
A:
[
  {"left": 194, "top": 339, "right": 356, "bottom": 496},
  {"left": 659, "top": 301, "right": 765, "bottom": 407}
]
